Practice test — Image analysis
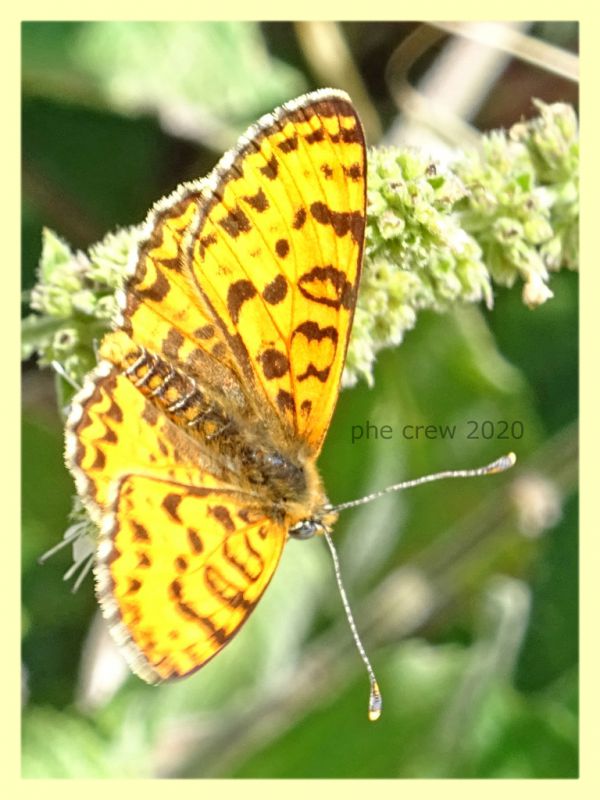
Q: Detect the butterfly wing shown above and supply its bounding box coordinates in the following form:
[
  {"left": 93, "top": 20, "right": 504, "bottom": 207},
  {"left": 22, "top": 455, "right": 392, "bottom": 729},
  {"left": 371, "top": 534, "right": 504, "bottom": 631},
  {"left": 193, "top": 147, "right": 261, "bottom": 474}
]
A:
[
  {"left": 120, "top": 183, "right": 247, "bottom": 397},
  {"left": 186, "top": 90, "right": 366, "bottom": 454},
  {"left": 123, "top": 89, "right": 366, "bottom": 453},
  {"left": 98, "top": 473, "right": 285, "bottom": 682},
  {"left": 66, "top": 365, "right": 286, "bottom": 679}
]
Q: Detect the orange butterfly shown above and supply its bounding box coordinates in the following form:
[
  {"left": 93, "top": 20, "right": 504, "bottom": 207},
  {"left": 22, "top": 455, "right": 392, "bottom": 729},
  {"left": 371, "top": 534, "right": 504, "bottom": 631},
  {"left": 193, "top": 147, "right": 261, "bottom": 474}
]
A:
[
  {"left": 65, "top": 89, "right": 380, "bottom": 712},
  {"left": 64, "top": 89, "right": 515, "bottom": 720}
]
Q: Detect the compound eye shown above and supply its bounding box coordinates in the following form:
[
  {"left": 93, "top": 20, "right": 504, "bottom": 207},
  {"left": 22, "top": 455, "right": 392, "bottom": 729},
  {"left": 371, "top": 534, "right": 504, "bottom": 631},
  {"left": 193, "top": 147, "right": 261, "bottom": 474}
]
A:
[{"left": 288, "top": 520, "right": 318, "bottom": 540}]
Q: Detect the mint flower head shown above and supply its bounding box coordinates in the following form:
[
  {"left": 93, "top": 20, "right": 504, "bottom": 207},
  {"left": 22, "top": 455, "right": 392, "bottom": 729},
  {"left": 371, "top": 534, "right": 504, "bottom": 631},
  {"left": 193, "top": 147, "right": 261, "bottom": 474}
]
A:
[
  {"left": 23, "top": 227, "right": 132, "bottom": 385},
  {"left": 344, "top": 149, "right": 491, "bottom": 387},
  {"left": 342, "top": 101, "right": 578, "bottom": 386},
  {"left": 453, "top": 100, "right": 578, "bottom": 309}
]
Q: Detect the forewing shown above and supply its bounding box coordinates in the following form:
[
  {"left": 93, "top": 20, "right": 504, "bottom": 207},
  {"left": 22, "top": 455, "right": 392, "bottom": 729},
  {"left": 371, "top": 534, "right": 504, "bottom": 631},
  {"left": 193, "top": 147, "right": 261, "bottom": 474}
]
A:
[
  {"left": 122, "top": 183, "right": 246, "bottom": 396},
  {"left": 187, "top": 90, "right": 366, "bottom": 453}
]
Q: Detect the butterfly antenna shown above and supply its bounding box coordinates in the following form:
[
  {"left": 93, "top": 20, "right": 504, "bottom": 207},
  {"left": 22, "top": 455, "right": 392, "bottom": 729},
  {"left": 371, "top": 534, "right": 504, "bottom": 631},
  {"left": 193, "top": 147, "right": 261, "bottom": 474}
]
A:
[
  {"left": 323, "top": 531, "right": 382, "bottom": 722},
  {"left": 319, "top": 452, "right": 516, "bottom": 719},
  {"left": 327, "top": 452, "right": 516, "bottom": 515}
]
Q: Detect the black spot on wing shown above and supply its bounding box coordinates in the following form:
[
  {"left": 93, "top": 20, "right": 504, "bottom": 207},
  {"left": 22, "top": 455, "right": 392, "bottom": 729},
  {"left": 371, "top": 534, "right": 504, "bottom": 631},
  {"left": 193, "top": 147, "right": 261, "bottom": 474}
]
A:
[
  {"left": 330, "top": 125, "right": 362, "bottom": 144},
  {"left": 276, "top": 389, "right": 295, "bottom": 417},
  {"left": 300, "top": 399, "right": 312, "bottom": 416},
  {"left": 259, "top": 348, "right": 290, "bottom": 380},
  {"left": 275, "top": 239, "right": 290, "bottom": 258},
  {"left": 100, "top": 428, "right": 118, "bottom": 444},
  {"left": 277, "top": 134, "right": 298, "bottom": 153},
  {"left": 209, "top": 504, "right": 235, "bottom": 533},
  {"left": 162, "top": 493, "right": 183, "bottom": 523},
  {"left": 244, "top": 188, "right": 269, "bottom": 212},
  {"left": 293, "top": 320, "right": 339, "bottom": 345},
  {"left": 212, "top": 341, "right": 227, "bottom": 359},
  {"left": 199, "top": 233, "right": 217, "bottom": 257},
  {"left": 162, "top": 328, "right": 184, "bottom": 360},
  {"left": 132, "top": 520, "right": 150, "bottom": 541},
  {"left": 310, "top": 201, "right": 364, "bottom": 244},
  {"left": 297, "top": 363, "right": 331, "bottom": 383},
  {"left": 127, "top": 578, "right": 142, "bottom": 595},
  {"left": 263, "top": 274, "right": 288, "bottom": 305},
  {"left": 218, "top": 206, "right": 252, "bottom": 238},
  {"left": 260, "top": 155, "right": 279, "bottom": 180},
  {"left": 91, "top": 449, "right": 106, "bottom": 470},
  {"left": 136, "top": 269, "right": 170, "bottom": 302},
  {"left": 343, "top": 163, "right": 363, "bottom": 181},
  {"left": 194, "top": 324, "right": 216, "bottom": 340},
  {"left": 228, "top": 280, "right": 257, "bottom": 324},
  {"left": 305, "top": 128, "right": 325, "bottom": 144},
  {"left": 187, "top": 529, "right": 203, "bottom": 554},
  {"left": 292, "top": 208, "right": 307, "bottom": 229}
]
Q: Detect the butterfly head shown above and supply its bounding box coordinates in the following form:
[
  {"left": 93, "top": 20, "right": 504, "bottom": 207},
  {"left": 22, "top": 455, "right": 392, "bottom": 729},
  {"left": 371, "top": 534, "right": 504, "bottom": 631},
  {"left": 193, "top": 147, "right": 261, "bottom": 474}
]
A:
[
  {"left": 288, "top": 505, "right": 338, "bottom": 540},
  {"left": 288, "top": 518, "right": 322, "bottom": 540}
]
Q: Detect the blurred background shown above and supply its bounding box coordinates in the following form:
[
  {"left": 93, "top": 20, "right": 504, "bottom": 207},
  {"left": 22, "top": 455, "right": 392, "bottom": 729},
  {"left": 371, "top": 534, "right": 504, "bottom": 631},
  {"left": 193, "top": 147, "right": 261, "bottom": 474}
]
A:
[{"left": 21, "top": 21, "right": 578, "bottom": 778}]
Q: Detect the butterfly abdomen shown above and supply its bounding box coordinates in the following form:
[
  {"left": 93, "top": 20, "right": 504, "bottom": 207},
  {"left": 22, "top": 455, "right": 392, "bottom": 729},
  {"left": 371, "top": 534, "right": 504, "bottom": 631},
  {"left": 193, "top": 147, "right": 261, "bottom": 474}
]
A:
[{"left": 101, "top": 333, "right": 232, "bottom": 434}]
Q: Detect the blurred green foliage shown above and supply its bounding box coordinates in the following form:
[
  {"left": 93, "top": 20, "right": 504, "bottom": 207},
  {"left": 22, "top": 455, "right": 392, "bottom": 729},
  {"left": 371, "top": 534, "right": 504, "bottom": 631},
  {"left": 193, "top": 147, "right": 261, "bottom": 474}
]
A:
[{"left": 22, "top": 20, "right": 578, "bottom": 779}]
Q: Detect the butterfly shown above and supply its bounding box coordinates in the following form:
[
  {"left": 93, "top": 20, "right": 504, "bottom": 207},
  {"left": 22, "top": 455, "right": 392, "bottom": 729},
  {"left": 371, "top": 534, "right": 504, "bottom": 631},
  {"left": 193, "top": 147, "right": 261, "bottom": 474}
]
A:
[{"left": 64, "top": 89, "right": 383, "bottom": 713}]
